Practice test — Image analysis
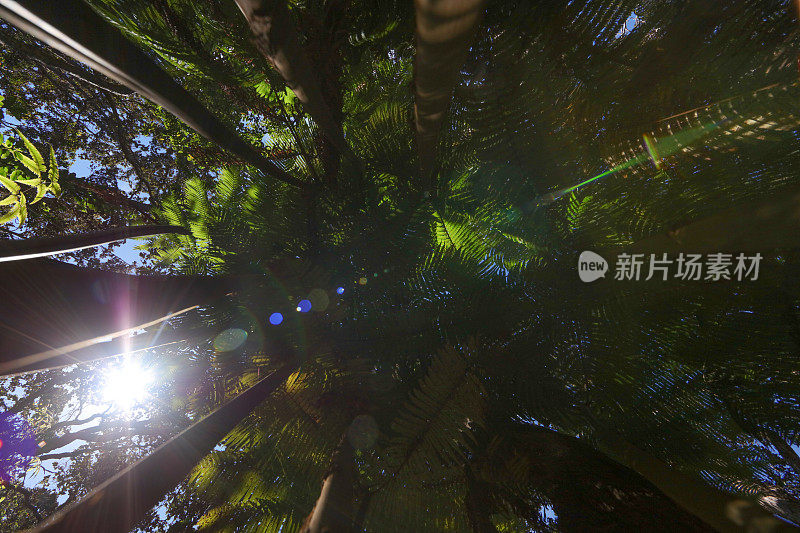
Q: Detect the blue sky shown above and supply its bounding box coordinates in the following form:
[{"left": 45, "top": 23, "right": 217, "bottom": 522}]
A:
[{"left": 68, "top": 154, "right": 144, "bottom": 266}]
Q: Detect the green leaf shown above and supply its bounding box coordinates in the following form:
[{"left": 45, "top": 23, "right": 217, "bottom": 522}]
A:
[
  {"left": 15, "top": 128, "right": 45, "bottom": 174},
  {"left": 0, "top": 194, "right": 17, "bottom": 206},
  {"left": 15, "top": 178, "right": 41, "bottom": 186},
  {"left": 0, "top": 203, "right": 20, "bottom": 224},
  {"left": 47, "top": 146, "right": 59, "bottom": 184},
  {"left": 281, "top": 88, "right": 297, "bottom": 108},
  {"left": 16, "top": 192, "right": 26, "bottom": 226},
  {"left": 0, "top": 172, "right": 20, "bottom": 194},
  {"left": 14, "top": 152, "right": 41, "bottom": 178},
  {"left": 254, "top": 79, "right": 271, "bottom": 99},
  {"left": 32, "top": 183, "right": 47, "bottom": 204}
]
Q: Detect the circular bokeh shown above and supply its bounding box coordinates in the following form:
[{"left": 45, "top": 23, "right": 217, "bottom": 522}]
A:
[
  {"left": 307, "top": 288, "right": 330, "bottom": 312},
  {"left": 347, "top": 414, "right": 379, "bottom": 451},
  {"left": 213, "top": 328, "right": 248, "bottom": 352}
]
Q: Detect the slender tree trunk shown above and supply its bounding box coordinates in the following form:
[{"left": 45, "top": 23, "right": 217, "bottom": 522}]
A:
[
  {"left": 0, "top": 0, "right": 304, "bottom": 188},
  {"left": 591, "top": 425, "right": 796, "bottom": 532},
  {"left": 506, "top": 423, "right": 715, "bottom": 531},
  {"left": 301, "top": 436, "right": 356, "bottom": 533},
  {"left": 0, "top": 225, "right": 188, "bottom": 262},
  {"left": 629, "top": 182, "right": 800, "bottom": 254},
  {"left": 31, "top": 365, "right": 295, "bottom": 533},
  {"left": 2, "top": 325, "right": 209, "bottom": 377},
  {"left": 413, "top": 0, "right": 486, "bottom": 184},
  {"left": 465, "top": 463, "right": 498, "bottom": 533},
  {"left": 0, "top": 258, "right": 234, "bottom": 371},
  {"left": 0, "top": 25, "right": 133, "bottom": 96},
  {"left": 233, "top": 0, "right": 352, "bottom": 160},
  {"left": 352, "top": 490, "right": 372, "bottom": 533}
]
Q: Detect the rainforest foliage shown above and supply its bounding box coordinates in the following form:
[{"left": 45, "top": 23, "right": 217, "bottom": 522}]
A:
[{"left": 1, "top": 1, "right": 800, "bottom": 532}]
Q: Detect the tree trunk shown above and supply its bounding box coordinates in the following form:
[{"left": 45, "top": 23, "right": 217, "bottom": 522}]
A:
[
  {"left": 413, "top": 0, "right": 486, "bottom": 184},
  {"left": 629, "top": 182, "right": 800, "bottom": 254},
  {"left": 352, "top": 490, "right": 372, "bottom": 533},
  {"left": 0, "top": 25, "right": 133, "bottom": 96},
  {"left": 234, "top": 0, "right": 351, "bottom": 160},
  {"left": 301, "top": 436, "right": 356, "bottom": 533},
  {"left": 0, "top": 225, "right": 188, "bottom": 262},
  {"left": 31, "top": 365, "right": 295, "bottom": 533},
  {"left": 0, "top": 258, "right": 234, "bottom": 372},
  {"left": 0, "top": 0, "right": 304, "bottom": 188},
  {"left": 505, "top": 423, "right": 716, "bottom": 532},
  {"left": 2, "top": 325, "right": 210, "bottom": 377},
  {"left": 465, "top": 463, "right": 498, "bottom": 533},
  {"left": 591, "top": 425, "right": 796, "bottom": 532}
]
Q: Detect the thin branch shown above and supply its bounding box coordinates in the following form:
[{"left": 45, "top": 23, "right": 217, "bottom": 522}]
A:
[
  {"left": 70, "top": 179, "right": 154, "bottom": 220},
  {"left": 37, "top": 450, "right": 96, "bottom": 462},
  {"left": 101, "top": 94, "right": 157, "bottom": 200},
  {"left": 49, "top": 409, "right": 110, "bottom": 432}
]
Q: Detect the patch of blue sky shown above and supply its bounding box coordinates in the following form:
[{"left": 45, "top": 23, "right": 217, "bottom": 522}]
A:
[
  {"left": 541, "top": 503, "right": 557, "bottom": 521},
  {"left": 66, "top": 143, "right": 151, "bottom": 266},
  {"left": 615, "top": 12, "right": 640, "bottom": 38}
]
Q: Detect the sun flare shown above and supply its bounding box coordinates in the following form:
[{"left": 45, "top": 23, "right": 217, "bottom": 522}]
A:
[{"left": 102, "top": 360, "right": 153, "bottom": 410}]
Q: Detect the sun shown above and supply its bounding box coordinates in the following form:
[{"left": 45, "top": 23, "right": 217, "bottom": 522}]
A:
[{"left": 102, "top": 359, "right": 154, "bottom": 410}]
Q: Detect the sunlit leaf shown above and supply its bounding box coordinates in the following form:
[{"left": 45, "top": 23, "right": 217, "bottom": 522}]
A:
[
  {"left": 47, "top": 146, "right": 59, "bottom": 185},
  {"left": 0, "top": 194, "right": 17, "bottom": 206},
  {"left": 0, "top": 202, "right": 20, "bottom": 224},
  {"left": 15, "top": 128, "right": 45, "bottom": 174},
  {"left": 0, "top": 172, "right": 20, "bottom": 194}
]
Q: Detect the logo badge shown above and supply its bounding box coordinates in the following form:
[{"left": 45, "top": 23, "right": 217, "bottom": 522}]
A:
[{"left": 578, "top": 251, "right": 608, "bottom": 282}]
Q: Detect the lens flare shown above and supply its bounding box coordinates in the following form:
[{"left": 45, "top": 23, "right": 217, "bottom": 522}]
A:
[
  {"left": 103, "top": 360, "right": 153, "bottom": 410},
  {"left": 307, "top": 289, "right": 329, "bottom": 312},
  {"left": 0, "top": 412, "right": 36, "bottom": 482},
  {"left": 347, "top": 415, "right": 378, "bottom": 450},
  {"left": 213, "top": 328, "right": 248, "bottom": 352}
]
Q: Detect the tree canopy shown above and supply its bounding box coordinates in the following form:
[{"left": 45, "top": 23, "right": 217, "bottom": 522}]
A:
[{"left": 1, "top": 1, "right": 800, "bottom": 532}]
